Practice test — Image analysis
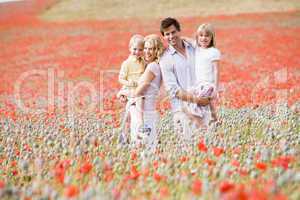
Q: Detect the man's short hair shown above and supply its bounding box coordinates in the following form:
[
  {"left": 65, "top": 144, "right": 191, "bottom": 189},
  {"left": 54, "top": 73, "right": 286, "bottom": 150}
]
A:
[{"left": 160, "top": 17, "right": 181, "bottom": 36}]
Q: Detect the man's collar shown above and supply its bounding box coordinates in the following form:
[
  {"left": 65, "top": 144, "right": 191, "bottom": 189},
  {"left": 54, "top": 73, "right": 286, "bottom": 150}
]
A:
[
  {"left": 168, "top": 45, "right": 177, "bottom": 55},
  {"left": 168, "top": 40, "right": 193, "bottom": 55}
]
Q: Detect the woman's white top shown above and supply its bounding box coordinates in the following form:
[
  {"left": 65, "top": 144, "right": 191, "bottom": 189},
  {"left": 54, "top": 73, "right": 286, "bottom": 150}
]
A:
[{"left": 140, "top": 62, "right": 162, "bottom": 111}]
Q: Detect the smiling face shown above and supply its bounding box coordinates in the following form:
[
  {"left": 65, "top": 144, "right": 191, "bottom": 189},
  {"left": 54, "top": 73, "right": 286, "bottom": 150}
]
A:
[
  {"left": 197, "top": 30, "right": 213, "bottom": 48},
  {"left": 144, "top": 41, "right": 156, "bottom": 62},
  {"left": 129, "top": 41, "right": 144, "bottom": 59},
  {"left": 196, "top": 23, "right": 215, "bottom": 48},
  {"left": 162, "top": 25, "right": 181, "bottom": 47}
]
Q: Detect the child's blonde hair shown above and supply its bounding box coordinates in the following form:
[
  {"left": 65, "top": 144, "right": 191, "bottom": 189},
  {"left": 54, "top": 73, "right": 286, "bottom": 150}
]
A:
[
  {"left": 196, "top": 23, "right": 216, "bottom": 47},
  {"left": 144, "top": 34, "right": 164, "bottom": 61},
  {"left": 129, "top": 34, "right": 144, "bottom": 48}
]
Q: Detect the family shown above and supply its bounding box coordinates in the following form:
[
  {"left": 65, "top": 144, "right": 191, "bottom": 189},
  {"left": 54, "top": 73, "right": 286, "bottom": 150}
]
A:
[{"left": 117, "top": 17, "right": 221, "bottom": 152}]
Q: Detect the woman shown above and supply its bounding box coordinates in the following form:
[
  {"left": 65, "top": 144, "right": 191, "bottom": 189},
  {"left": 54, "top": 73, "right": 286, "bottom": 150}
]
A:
[{"left": 130, "top": 34, "right": 164, "bottom": 153}]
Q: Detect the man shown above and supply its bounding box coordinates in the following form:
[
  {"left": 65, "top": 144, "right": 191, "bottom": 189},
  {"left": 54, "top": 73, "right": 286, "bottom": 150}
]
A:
[{"left": 159, "top": 17, "right": 210, "bottom": 140}]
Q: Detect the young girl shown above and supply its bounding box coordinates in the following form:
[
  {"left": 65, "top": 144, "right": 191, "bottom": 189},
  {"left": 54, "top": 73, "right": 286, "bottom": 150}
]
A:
[
  {"left": 118, "top": 34, "right": 145, "bottom": 143},
  {"left": 184, "top": 23, "right": 221, "bottom": 127}
]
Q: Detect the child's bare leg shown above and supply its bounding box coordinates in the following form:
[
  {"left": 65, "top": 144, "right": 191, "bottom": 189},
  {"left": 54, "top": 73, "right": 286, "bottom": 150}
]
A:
[
  {"left": 135, "top": 97, "right": 144, "bottom": 127},
  {"left": 210, "top": 102, "right": 217, "bottom": 122},
  {"left": 124, "top": 114, "right": 130, "bottom": 135},
  {"left": 119, "top": 97, "right": 130, "bottom": 144},
  {"left": 182, "top": 108, "right": 205, "bottom": 129},
  {"left": 189, "top": 114, "right": 205, "bottom": 129}
]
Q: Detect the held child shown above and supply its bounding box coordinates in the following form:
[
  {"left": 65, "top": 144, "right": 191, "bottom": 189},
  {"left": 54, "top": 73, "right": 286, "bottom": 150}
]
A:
[
  {"left": 118, "top": 34, "right": 145, "bottom": 100},
  {"left": 184, "top": 23, "right": 221, "bottom": 127},
  {"left": 118, "top": 34, "right": 145, "bottom": 143}
]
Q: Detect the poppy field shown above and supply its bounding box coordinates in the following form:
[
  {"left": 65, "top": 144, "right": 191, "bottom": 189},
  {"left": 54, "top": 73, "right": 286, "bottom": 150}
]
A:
[{"left": 0, "top": 1, "right": 300, "bottom": 199}]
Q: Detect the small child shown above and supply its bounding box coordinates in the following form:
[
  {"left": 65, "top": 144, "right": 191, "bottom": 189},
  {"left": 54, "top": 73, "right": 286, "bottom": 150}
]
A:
[
  {"left": 118, "top": 34, "right": 145, "bottom": 100},
  {"left": 184, "top": 23, "right": 221, "bottom": 127},
  {"left": 118, "top": 34, "right": 145, "bottom": 143}
]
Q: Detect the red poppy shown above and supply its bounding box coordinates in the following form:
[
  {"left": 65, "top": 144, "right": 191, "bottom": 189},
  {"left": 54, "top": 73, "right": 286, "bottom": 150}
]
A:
[
  {"left": 247, "top": 188, "right": 268, "bottom": 200},
  {"left": 213, "top": 147, "right": 224, "bottom": 157},
  {"left": 153, "top": 172, "right": 166, "bottom": 182},
  {"left": 153, "top": 160, "right": 159, "bottom": 170},
  {"left": 191, "top": 179, "right": 202, "bottom": 196},
  {"left": 79, "top": 162, "right": 93, "bottom": 174},
  {"left": 237, "top": 168, "right": 249, "bottom": 176},
  {"left": 54, "top": 168, "right": 65, "bottom": 184},
  {"left": 180, "top": 156, "right": 189, "bottom": 163},
  {"left": 197, "top": 140, "right": 208, "bottom": 152},
  {"left": 10, "top": 160, "right": 17, "bottom": 167},
  {"left": 274, "top": 193, "right": 288, "bottom": 200},
  {"left": 255, "top": 162, "right": 267, "bottom": 171},
  {"left": 204, "top": 158, "right": 216, "bottom": 166},
  {"left": 0, "top": 180, "right": 5, "bottom": 189},
  {"left": 220, "top": 184, "right": 247, "bottom": 200},
  {"left": 103, "top": 170, "right": 114, "bottom": 182},
  {"left": 219, "top": 181, "right": 235, "bottom": 193},
  {"left": 159, "top": 186, "right": 170, "bottom": 198},
  {"left": 232, "top": 147, "right": 241, "bottom": 155},
  {"left": 12, "top": 170, "right": 18, "bottom": 176},
  {"left": 24, "top": 144, "right": 32, "bottom": 152},
  {"left": 231, "top": 160, "right": 240, "bottom": 167},
  {"left": 130, "top": 165, "right": 140, "bottom": 180},
  {"left": 131, "top": 151, "right": 138, "bottom": 161},
  {"left": 65, "top": 185, "right": 79, "bottom": 198},
  {"left": 271, "top": 155, "right": 294, "bottom": 170}
]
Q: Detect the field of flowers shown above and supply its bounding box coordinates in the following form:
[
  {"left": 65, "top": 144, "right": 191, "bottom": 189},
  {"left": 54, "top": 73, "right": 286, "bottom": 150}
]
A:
[{"left": 0, "top": 1, "right": 299, "bottom": 199}]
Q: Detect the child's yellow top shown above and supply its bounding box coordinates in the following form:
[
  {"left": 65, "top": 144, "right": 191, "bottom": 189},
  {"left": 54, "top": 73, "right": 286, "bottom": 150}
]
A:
[{"left": 119, "top": 55, "right": 145, "bottom": 89}]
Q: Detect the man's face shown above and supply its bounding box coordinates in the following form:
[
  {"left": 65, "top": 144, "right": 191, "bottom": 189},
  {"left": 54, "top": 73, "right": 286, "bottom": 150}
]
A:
[{"left": 162, "top": 25, "right": 180, "bottom": 47}]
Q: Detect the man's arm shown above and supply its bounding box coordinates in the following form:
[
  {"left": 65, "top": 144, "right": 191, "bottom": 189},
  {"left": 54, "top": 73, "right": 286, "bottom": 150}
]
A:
[
  {"left": 160, "top": 56, "right": 210, "bottom": 106},
  {"left": 176, "top": 90, "right": 210, "bottom": 106},
  {"left": 181, "top": 36, "right": 196, "bottom": 47}
]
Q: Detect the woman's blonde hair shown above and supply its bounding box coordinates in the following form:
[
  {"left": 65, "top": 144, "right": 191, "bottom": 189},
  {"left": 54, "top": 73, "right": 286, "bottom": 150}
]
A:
[
  {"left": 144, "top": 34, "right": 164, "bottom": 61},
  {"left": 196, "top": 23, "right": 216, "bottom": 47}
]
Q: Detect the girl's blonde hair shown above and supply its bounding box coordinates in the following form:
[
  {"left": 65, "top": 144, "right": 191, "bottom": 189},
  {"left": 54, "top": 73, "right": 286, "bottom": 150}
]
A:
[
  {"left": 144, "top": 34, "right": 164, "bottom": 61},
  {"left": 129, "top": 34, "right": 144, "bottom": 48},
  {"left": 196, "top": 23, "right": 216, "bottom": 47}
]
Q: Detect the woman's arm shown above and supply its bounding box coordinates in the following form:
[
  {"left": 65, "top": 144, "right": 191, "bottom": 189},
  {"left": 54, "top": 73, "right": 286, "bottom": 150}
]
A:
[{"left": 135, "top": 69, "right": 155, "bottom": 96}]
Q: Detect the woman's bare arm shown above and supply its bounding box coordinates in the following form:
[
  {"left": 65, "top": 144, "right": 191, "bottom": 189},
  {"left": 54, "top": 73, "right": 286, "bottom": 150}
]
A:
[{"left": 135, "top": 69, "right": 155, "bottom": 96}]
